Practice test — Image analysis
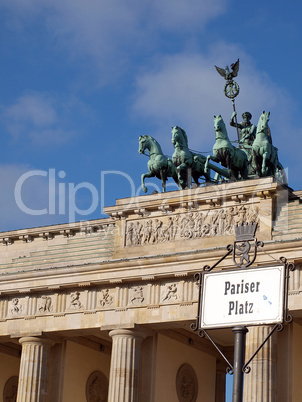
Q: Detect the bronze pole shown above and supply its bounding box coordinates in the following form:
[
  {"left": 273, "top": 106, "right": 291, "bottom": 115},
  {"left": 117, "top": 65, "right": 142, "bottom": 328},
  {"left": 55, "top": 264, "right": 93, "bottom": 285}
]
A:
[{"left": 232, "top": 99, "right": 241, "bottom": 147}]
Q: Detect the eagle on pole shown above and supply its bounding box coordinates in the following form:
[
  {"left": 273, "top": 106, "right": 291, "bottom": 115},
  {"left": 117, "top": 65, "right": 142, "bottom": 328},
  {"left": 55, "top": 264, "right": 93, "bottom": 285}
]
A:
[{"left": 215, "top": 59, "right": 240, "bottom": 81}]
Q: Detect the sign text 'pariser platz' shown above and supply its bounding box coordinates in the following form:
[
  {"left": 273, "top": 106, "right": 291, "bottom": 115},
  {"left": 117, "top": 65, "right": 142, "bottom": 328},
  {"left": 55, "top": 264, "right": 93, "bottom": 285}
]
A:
[{"left": 199, "top": 265, "right": 285, "bottom": 329}]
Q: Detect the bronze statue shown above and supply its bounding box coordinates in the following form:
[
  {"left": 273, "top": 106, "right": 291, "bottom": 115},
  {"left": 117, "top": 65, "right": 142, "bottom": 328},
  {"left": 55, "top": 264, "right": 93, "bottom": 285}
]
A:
[
  {"left": 205, "top": 115, "right": 248, "bottom": 180},
  {"left": 230, "top": 111, "right": 256, "bottom": 147},
  {"left": 137, "top": 59, "right": 288, "bottom": 192},
  {"left": 252, "top": 111, "right": 287, "bottom": 184},
  {"left": 171, "top": 126, "right": 230, "bottom": 189},
  {"left": 138, "top": 135, "right": 179, "bottom": 193},
  {"left": 230, "top": 111, "right": 256, "bottom": 175},
  {"left": 171, "top": 126, "right": 211, "bottom": 189},
  {"left": 215, "top": 59, "right": 240, "bottom": 82},
  {"left": 215, "top": 59, "right": 240, "bottom": 100}
]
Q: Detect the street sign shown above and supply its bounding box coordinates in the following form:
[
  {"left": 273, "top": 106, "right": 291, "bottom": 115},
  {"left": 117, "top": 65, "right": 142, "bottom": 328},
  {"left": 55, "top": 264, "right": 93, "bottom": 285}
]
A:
[{"left": 199, "top": 265, "right": 285, "bottom": 329}]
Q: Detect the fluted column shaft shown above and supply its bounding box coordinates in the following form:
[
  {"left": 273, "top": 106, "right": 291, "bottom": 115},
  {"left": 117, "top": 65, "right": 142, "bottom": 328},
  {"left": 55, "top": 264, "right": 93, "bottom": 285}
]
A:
[
  {"left": 243, "top": 326, "right": 277, "bottom": 402},
  {"left": 108, "top": 329, "right": 147, "bottom": 402},
  {"left": 17, "top": 336, "right": 54, "bottom": 402}
]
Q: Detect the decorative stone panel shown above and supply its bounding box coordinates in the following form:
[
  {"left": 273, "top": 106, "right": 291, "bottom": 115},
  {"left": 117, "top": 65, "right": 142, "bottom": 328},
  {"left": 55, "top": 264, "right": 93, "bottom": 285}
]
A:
[
  {"left": 0, "top": 277, "right": 199, "bottom": 323},
  {"left": 125, "top": 205, "right": 259, "bottom": 247}
]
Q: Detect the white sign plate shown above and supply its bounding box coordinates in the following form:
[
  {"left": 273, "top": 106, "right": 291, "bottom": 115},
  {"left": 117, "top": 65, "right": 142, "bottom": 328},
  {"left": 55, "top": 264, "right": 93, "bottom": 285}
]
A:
[{"left": 200, "top": 265, "right": 285, "bottom": 329}]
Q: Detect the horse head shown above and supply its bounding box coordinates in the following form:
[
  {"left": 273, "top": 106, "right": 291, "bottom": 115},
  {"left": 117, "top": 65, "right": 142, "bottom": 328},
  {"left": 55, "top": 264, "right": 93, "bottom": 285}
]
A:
[
  {"left": 138, "top": 135, "right": 150, "bottom": 154},
  {"left": 139, "top": 135, "right": 163, "bottom": 156},
  {"left": 171, "top": 126, "right": 188, "bottom": 147},
  {"left": 257, "top": 111, "right": 270, "bottom": 134},
  {"left": 214, "top": 115, "right": 228, "bottom": 140}
]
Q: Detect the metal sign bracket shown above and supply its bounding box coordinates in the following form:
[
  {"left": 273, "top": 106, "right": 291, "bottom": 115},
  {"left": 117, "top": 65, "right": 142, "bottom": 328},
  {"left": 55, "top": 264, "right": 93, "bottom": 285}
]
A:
[{"left": 190, "top": 223, "right": 295, "bottom": 402}]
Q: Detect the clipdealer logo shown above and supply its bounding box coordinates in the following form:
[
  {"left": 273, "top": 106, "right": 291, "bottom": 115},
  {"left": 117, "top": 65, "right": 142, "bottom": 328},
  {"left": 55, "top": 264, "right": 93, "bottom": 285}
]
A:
[{"left": 14, "top": 169, "right": 140, "bottom": 222}]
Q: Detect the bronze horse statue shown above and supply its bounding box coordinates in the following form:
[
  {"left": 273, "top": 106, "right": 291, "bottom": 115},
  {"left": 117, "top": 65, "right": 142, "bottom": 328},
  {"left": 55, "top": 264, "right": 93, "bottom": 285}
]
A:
[
  {"left": 171, "top": 126, "right": 228, "bottom": 188},
  {"left": 205, "top": 115, "right": 248, "bottom": 180},
  {"left": 138, "top": 135, "right": 179, "bottom": 193},
  {"left": 252, "top": 111, "right": 287, "bottom": 184},
  {"left": 171, "top": 126, "right": 211, "bottom": 188}
]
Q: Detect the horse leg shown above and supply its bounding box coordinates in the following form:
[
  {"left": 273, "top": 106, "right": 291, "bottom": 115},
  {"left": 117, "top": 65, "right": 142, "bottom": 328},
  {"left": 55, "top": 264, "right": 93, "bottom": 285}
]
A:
[
  {"left": 204, "top": 155, "right": 211, "bottom": 173},
  {"left": 205, "top": 154, "right": 220, "bottom": 173},
  {"left": 160, "top": 170, "right": 167, "bottom": 193},
  {"left": 186, "top": 167, "right": 192, "bottom": 189},
  {"left": 262, "top": 152, "right": 269, "bottom": 176},
  {"left": 225, "top": 150, "right": 234, "bottom": 179},
  {"left": 253, "top": 150, "right": 261, "bottom": 177},
  {"left": 141, "top": 172, "right": 154, "bottom": 193},
  {"left": 241, "top": 163, "right": 248, "bottom": 180},
  {"left": 177, "top": 163, "right": 187, "bottom": 189}
]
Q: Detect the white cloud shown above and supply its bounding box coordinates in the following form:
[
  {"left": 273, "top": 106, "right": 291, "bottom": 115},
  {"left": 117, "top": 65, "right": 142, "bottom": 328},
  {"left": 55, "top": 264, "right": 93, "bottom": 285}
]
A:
[
  {"left": 1, "top": 93, "right": 86, "bottom": 146},
  {"left": 0, "top": 0, "right": 228, "bottom": 81},
  {"left": 149, "top": 0, "right": 227, "bottom": 29},
  {"left": 4, "top": 93, "right": 57, "bottom": 127}
]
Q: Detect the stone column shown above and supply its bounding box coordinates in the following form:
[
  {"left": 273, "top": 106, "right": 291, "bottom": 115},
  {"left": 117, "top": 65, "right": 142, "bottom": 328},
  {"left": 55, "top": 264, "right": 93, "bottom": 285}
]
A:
[
  {"left": 108, "top": 329, "right": 147, "bottom": 402},
  {"left": 243, "top": 326, "right": 277, "bottom": 402},
  {"left": 17, "top": 336, "right": 54, "bottom": 402}
]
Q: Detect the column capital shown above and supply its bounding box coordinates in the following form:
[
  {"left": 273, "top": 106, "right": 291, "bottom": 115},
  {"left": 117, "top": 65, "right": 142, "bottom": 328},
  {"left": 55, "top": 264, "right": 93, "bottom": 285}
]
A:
[
  {"left": 109, "top": 328, "right": 149, "bottom": 340},
  {"left": 19, "top": 336, "right": 55, "bottom": 347}
]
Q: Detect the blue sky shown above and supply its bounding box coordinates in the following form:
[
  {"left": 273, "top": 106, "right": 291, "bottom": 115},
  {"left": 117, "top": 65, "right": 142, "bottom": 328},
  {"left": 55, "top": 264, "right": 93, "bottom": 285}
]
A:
[{"left": 0, "top": 0, "right": 301, "bottom": 231}]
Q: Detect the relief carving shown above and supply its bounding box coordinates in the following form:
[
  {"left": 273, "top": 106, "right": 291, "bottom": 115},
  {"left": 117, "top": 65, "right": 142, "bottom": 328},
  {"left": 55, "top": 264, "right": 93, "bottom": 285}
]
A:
[
  {"left": 10, "top": 298, "right": 23, "bottom": 315},
  {"left": 69, "top": 292, "right": 83, "bottom": 310},
  {"left": 125, "top": 205, "right": 259, "bottom": 246},
  {"left": 176, "top": 363, "right": 198, "bottom": 402},
  {"left": 161, "top": 284, "right": 178, "bottom": 302},
  {"left": 86, "top": 371, "right": 108, "bottom": 402},
  {"left": 2, "top": 277, "right": 197, "bottom": 321},
  {"left": 3, "top": 376, "right": 18, "bottom": 402},
  {"left": 130, "top": 286, "right": 144, "bottom": 305},
  {"left": 99, "top": 289, "right": 114, "bottom": 307},
  {"left": 38, "top": 296, "right": 53, "bottom": 313}
]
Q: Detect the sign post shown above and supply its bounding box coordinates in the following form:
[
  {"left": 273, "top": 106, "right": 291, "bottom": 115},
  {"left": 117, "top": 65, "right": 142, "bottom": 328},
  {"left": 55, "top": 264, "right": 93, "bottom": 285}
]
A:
[
  {"left": 191, "top": 223, "right": 295, "bottom": 402},
  {"left": 232, "top": 326, "right": 248, "bottom": 402}
]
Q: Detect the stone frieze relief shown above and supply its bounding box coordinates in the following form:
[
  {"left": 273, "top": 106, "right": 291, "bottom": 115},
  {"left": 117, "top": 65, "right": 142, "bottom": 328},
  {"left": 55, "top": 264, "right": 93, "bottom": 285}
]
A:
[
  {"left": 10, "top": 298, "right": 23, "bottom": 315},
  {"left": 125, "top": 205, "right": 259, "bottom": 246},
  {"left": 99, "top": 289, "right": 114, "bottom": 307},
  {"left": 1, "top": 279, "right": 197, "bottom": 321},
  {"left": 38, "top": 296, "right": 53, "bottom": 313}
]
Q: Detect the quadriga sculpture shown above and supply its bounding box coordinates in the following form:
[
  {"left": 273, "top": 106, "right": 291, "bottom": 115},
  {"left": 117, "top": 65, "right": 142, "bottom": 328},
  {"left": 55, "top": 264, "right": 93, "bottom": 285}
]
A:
[
  {"left": 171, "top": 126, "right": 228, "bottom": 188},
  {"left": 252, "top": 111, "right": 287, "bottom": 184},
  {"left": 171, "top": 126, "right": 210, "bottom": 188},
  {"left": 252, "top": 111, "right": 274, "bottom": 176},
  {"left": 138, "top": 135, "right": 179, "bottom": 193},
  {"left": 205, "top": 115, "right": 248, "bottom": 180}
]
